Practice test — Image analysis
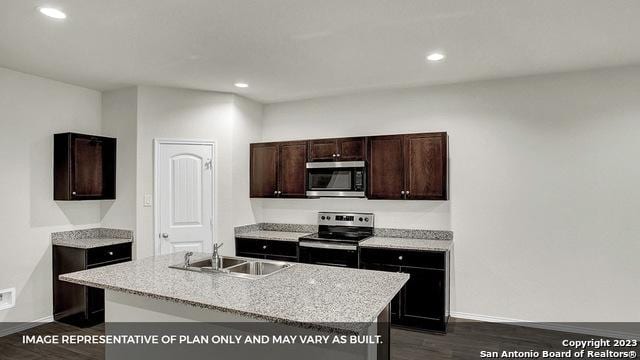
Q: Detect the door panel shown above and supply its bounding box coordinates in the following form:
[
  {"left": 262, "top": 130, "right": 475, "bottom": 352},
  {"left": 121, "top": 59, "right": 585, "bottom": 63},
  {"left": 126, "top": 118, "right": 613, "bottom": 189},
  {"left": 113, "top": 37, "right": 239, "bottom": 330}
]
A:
[
  {"left": 401, "top": 266, "right": 445, "bottom": 321},
  {"left": 278, "top": 141, "right": 307, "bottom": 197},
  {"left": 337, "top": 137, "right": 364, "bottom": 161},
  {"left": 404, "top": 133, "right": 447, "bottom": 200},
  {"left": 73, "top": 137, "right": 104, "bottom": 197},
  {"left": 367, "top": 135, "right": 404, "bottom": 199},
  {"left": 250, "top": 143, "right": 278, "bottom": 197},
  {"left": 308, "top": 139, "right": 338, "bottom": 161},
  {"left": 158, "top": 142, "right": 214, "bottom": 255}
]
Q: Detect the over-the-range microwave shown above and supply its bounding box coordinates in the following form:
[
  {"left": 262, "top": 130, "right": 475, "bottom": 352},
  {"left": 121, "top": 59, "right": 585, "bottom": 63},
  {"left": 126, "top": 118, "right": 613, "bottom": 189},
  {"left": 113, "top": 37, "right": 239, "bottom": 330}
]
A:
[{"left": 306, "top": 161, "right": 366, "bottom": 198}]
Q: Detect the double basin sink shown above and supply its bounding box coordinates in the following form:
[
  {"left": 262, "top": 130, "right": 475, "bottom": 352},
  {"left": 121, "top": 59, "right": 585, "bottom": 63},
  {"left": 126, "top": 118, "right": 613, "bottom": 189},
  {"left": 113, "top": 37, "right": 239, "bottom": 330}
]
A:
[{"left": 169, "top": 256, "right": 294, "bottom": 280}]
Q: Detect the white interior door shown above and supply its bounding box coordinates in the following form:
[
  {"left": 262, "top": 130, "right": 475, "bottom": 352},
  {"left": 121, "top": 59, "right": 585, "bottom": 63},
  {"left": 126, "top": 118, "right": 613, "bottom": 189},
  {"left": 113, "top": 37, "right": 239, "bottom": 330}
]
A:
[{"left": 156, "top": 141, "right": 214, "bottom": 255}]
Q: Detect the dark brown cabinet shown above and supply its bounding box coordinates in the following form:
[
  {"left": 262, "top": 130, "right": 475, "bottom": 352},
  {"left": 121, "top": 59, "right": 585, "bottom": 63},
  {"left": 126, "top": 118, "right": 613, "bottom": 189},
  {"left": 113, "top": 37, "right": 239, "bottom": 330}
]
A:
[
  {"left": 360, "top": 247, "right": 449, "bottom": 332},
  {"left": 54, "top": 133, "right": 116, "bottom": 200},
  {"left": 308, "top": 137, "right": 365, "bottom": 162},
  {"left": 235, "top": 237, "right": 299, "bottom": 261},
  {"left": 367, "top": 132, "right": 447, "bottom": 200},
  {"left": 53, "top": 243, "right": 132, "bottom": 326},
  {"left": 250, "top": 141, "right": 307, "bottom": 198},
  {"left": 250, "top": 143, "right": 278, "bottom": 197}
]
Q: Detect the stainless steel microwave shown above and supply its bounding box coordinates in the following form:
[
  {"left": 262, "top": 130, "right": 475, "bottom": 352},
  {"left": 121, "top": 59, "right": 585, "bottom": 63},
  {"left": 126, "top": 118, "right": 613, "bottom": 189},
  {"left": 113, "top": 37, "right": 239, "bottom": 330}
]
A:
[{"left": 306, "top": 161, "right": 366, "bottom": 198}]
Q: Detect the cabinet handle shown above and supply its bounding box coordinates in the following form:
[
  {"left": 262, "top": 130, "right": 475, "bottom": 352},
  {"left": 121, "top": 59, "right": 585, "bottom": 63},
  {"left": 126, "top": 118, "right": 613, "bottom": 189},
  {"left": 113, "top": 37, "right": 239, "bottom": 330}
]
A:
[
  {"left": 401, "top": 191, "right": 405, "bottom": 195},
  {"left": 398, "top": 255, "right": 403, "bottom": 261},
  {"left": 274, "top": 190, "right": 278, "bottom": 195},
  {"left": 406, "top": 191, "right": 410, "bottom": 195},
  {"left": 332, "top": 154, "right": 336, "bottom": 158},
  {"left": 337, "top": 154, "right": 341, "bottom": 157},
  {"left": 108, "top": 251, "right": 114, "bottom": 256},
  {"left": 262, "top": 245, "right": 267, "bottom": 249},
  {"left": 72, "top": 191, "right": 77, "bottom": 195}
]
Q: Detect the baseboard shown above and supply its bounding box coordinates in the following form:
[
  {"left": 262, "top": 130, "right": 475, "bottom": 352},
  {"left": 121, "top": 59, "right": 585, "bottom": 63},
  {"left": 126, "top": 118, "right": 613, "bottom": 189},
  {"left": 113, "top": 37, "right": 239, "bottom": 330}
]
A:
[
  {"left": 451, "top": 311, "right": 638, "bottom": 339},
  {"left": 0, "top": 315, "right": 54, "bottom": 337}
]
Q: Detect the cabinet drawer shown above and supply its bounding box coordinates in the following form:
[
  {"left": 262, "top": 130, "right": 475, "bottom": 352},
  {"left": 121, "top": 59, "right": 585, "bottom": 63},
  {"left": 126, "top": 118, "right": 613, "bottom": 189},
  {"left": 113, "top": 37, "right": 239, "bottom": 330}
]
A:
[
  {"left": 360, "top": 248, "right": 445, "bottom": 269},
  {"left": 235, "top": 238, "right": 298, "bottom": 258},
  {"left": 87, "top": 243, "right": 132, "bottom": 266}
]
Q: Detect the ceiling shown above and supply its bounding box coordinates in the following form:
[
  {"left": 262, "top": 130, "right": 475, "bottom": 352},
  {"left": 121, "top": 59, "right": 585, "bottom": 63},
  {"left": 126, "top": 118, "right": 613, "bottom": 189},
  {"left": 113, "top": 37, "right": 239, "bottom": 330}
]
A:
[{"left": 1, "top": 0, "right": 640, "bottom": 103}]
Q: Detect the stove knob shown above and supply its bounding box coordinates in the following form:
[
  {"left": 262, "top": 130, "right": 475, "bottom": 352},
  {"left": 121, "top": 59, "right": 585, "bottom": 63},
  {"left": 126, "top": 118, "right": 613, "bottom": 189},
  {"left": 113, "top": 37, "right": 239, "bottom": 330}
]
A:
[
  {"left": 364, "top": 217, "right": 369, "bottom": 222},
  {"left": 326, "top": 216, "right": 331, "bottom": 220},
  {"left": 359, "top": 217, "right": 363, "bottom": 222},
  {"left": 321, "top": 216, "right": 326, "bottom": 220}
]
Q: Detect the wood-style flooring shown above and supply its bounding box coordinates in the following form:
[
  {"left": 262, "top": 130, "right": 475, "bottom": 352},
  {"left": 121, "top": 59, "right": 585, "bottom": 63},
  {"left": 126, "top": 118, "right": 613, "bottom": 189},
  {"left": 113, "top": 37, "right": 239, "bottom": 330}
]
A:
[{"left": 0, "top": 319, "right": 617, "bottom": 360}]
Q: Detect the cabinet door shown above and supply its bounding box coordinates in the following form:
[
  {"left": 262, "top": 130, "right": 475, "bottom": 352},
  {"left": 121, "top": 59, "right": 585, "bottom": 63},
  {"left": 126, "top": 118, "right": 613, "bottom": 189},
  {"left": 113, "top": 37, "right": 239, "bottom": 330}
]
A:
[
  {"left": 401, "top": 266, "right": 445, "bottom": 324},
  {"left": 308, "top": 139, "right": 338, "bottom": 161},
  {"left": 250, "top": 143, "right": 278, "bottom": 197},
  {"left": 360, "top": 262, "right": 402, "bottom": 321},
  {"left": 278, "top": 141, "right": 307, "bottom": 197},
  {"left": 337, "top": 137, "right": 365, "bottom": 161},
  {"left": 404, "top": 133, "right": 447, "bottom": 200},
  {"left": 72, "top": 136, "right": 105, "bottom": 197},
  {"left": 367, "top": 135, "right": 404, "bottom": 199}
]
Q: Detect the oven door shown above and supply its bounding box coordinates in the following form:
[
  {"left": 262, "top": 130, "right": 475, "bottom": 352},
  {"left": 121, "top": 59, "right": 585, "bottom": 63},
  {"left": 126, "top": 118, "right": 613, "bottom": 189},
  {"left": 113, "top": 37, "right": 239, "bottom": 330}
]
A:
[
  {"left": 298, "top": 241, "right": 359, "bottom": 268},
  {"left": 306, "top": 161, "right": 366, "bottom": 197}
]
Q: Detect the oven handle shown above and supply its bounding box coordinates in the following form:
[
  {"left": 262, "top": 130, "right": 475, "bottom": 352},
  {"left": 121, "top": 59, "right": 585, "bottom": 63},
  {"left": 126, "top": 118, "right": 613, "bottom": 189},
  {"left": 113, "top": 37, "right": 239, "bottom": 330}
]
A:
[{"left": 299, "top": 241, "right": 357, "bottom": 251}]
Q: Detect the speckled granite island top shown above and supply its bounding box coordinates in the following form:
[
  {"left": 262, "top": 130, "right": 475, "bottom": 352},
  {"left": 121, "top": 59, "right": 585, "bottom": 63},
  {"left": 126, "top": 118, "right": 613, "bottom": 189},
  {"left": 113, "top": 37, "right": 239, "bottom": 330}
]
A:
[
  {"left": 360, "top": 237, "right": 452, "bottom": 252},
  {"left": 236, "top": 230, "right": 311, "bottom": 242},
  {"left": 60, "top": 252, "right": 409, "bottom": 331}
]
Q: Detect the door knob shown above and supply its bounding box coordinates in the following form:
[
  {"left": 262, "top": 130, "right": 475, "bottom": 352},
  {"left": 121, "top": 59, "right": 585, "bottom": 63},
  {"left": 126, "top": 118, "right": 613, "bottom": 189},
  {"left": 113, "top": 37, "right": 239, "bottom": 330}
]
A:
[{"left": 161, "top": 233, "right": 169, "bottom": 238}]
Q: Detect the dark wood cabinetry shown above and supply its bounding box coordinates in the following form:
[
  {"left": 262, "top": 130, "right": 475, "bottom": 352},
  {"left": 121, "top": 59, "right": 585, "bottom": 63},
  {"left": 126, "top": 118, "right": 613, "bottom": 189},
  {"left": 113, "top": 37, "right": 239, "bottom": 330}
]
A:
[
  {"left": 367, "top": 132, "right": 447, "bottom": 200},
  {"left": 53, "top": 243, "right": 132, "bottom": 326},
  {"left": 360, "top": 247, "right": 449, "bottom": 332},
  {"left": 308, "top": 137, "right": 365, "bottom": 161},
  {"left": 250, "top": 141, "right": 307, "bottom": 198},
  {"left": 235, "top": 237, "right": 298, "bottom": 261},
  {"left": 54, "top": 133, "right": 116, "bottom": 200},
  {"left": 250, "top": 132, "right": 447, "bottom": 200}
]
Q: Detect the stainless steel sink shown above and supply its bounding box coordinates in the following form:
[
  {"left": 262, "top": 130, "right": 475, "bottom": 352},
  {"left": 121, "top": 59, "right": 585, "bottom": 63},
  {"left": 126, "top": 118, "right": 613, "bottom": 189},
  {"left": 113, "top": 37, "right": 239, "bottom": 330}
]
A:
[
  {"left": 225, "top": 261, "right": 292, "bottom": 277},
  {"left": 189, "top": 257, "right": 246, "bottom": 270},
  {"left": 169, "top": 255, "right": 293, "bottom": 279}
]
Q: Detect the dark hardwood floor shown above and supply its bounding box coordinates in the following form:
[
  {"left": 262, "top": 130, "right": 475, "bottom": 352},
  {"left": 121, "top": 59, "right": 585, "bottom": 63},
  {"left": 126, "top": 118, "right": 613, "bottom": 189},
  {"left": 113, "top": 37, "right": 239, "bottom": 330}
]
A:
[{"left": 0, "top": 319, "right": 621, "bottom": 360}]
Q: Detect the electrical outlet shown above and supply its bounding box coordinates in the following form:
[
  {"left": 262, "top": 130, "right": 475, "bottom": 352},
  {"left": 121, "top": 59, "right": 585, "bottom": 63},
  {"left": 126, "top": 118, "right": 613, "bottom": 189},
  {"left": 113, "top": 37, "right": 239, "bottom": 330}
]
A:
[{"left": 0, "top": 288, "right": 15, "bottom": 311}]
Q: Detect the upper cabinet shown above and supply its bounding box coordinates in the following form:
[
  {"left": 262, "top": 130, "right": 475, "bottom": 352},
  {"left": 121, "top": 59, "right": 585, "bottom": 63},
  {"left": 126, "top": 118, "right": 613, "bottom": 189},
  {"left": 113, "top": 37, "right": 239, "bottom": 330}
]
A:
[
  {"left": 308, "top": 137, "right": 364, "bottom": 162},
  {"left": 250, "top": 132, "right": 447, "bottom": 200},
  {"left": 250, "top": 141, "right": 307, "bottom": 198},
  {"left": 367, "top": 132, "right": 447, "bottom": 200},
  {"left": 54, "top": 133, "right": 117, "bottom": 200}
]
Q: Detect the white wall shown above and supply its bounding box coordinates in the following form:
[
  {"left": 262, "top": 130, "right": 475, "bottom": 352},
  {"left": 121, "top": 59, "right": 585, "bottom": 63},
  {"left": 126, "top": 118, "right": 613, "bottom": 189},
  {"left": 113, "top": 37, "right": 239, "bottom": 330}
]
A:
[
  {"left": 100, "top": 87, "right": 138, "bottom": 249},
  {"left": 261, "top": 66, "right": 640, "bottom": 323},
  {"left": 135, "top": 86, "right": 263, "bottom": 258},
  {"left": 0, "top": 67, "right": 102, "bottom": 322}
]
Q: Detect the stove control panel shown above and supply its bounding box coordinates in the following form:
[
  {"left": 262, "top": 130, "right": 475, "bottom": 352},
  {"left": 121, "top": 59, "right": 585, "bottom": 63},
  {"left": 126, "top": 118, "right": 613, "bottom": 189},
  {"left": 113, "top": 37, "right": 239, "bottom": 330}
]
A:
[{"left": 318, "top": 212, "right": 374, "bottom": 227}]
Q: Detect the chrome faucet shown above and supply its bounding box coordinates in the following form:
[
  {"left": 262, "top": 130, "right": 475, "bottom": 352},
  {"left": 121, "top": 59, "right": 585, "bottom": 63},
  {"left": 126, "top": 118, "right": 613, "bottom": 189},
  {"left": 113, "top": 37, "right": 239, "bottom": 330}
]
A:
[
  {"left": 211, "top": 243, "right": 223, "bottom": 271},
  {"left": 184, "top": 251, "right": 193, "bottom": 268}
]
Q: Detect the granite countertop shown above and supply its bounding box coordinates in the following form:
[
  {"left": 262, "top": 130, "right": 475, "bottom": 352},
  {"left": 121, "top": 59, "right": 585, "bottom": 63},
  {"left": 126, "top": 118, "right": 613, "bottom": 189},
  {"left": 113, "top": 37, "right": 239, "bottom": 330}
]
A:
[
  {"left": 236, "top": 230, "right": 311, "bottom": 242},
  {"left": 52, "top": 237, "right": 133, "bottom": 249},
  {"left": 360, "top": 237, "right": 452, "bottom": 252},
  {"left": 60, "top": 252, "right": 409, "bottom": 333},
  {"left": 51, "top": 228, "right": 133, "bottom": 249}
]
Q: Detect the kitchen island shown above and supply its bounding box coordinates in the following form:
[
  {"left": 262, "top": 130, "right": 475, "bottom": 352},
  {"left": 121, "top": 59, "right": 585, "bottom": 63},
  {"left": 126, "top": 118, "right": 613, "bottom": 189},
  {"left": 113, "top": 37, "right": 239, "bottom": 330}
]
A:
[{"left": 60, "top": 252, "right": 409, "bottom": 360}]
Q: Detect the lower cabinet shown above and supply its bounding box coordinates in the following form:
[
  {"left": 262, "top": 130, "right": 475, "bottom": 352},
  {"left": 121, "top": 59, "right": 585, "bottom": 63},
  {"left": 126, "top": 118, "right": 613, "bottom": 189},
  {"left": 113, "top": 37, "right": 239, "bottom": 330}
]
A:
[
  {"left": 235, "top": 237, "right": 298, "bottom": 262},
  {"left": 360, "top": 248, "right": 449, "bottom": 332},
  {"left": 53, "top": 243, "right": 132, "bottom": 326}
]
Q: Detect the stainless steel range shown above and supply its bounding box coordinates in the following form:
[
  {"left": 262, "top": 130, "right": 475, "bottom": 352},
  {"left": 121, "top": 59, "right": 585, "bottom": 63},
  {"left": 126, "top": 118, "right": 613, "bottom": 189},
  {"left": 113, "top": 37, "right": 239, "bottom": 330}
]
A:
[{"left": 298, "top": 212, "right": 374, "bottom": 268}]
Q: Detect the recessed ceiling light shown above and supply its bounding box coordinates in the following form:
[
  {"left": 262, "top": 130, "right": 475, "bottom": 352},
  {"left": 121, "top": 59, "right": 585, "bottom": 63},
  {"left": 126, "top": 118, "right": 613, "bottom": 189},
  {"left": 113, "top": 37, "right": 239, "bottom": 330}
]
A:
[
  {"left": 234, "top": 82, "right": 249, "bottom": 88},
  {"left": 426, "top": 52, "right": 445, "bottom": 62},
  {"left": 38, "top": 7, "right": 67, "bottom": 19}
]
